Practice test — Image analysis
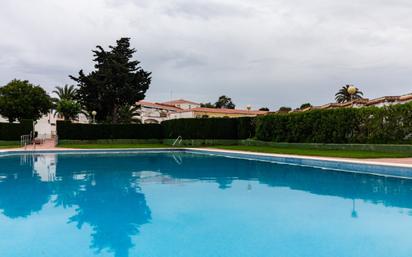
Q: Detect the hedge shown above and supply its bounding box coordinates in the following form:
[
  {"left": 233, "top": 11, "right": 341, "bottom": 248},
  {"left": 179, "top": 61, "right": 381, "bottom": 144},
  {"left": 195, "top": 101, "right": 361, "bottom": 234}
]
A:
[
  {"left": 57, "top": 122, "right": 163, "bottom": 140},
  {"left": 0, "top": 120, "right": 32, "bottom": 140},
  {"left": 57, "top": 118, "right": 256, "bottom": 140},
  {"left": 256, "top": 102, "right": 412, "bottom": 144},
  {"left": 56, "top": 102, "right": 412, "bottom": 144},
  {"left": 162, "top": 117, "right": 255, "bottom": 139}
]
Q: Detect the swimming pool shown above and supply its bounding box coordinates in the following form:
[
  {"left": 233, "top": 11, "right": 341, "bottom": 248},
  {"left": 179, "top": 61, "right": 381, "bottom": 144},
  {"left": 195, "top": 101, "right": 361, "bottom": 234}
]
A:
[{"left": 1, "top": 150, "right": 412, "bottom": 257}]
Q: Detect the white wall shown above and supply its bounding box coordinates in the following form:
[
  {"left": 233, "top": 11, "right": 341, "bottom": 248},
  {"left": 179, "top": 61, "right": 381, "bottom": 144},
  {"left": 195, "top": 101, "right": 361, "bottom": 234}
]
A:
[
  {"left": 139, "top": 106, "right": 177, "bottom": 124},
  {"left": 35, "top": 114, "right": 54, "bottom": 138},
  {"left": 169, "top": 111, "right": 195, "bottom": 119},
  {"left": 176, "top": 103, "right": 200, "bottom": 110}
]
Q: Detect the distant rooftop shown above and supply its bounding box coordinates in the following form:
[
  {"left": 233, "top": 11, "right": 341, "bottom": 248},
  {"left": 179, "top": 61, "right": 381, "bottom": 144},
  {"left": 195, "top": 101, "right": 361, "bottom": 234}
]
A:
[
  {"left": 177, "top": 107, "right": 268, "bottom": 115},
  {"left": 136, "top": 100, "right": 182, "bottom": 111},
  {"left": 161, "top": 99, "right": 200, "bottom": 106},
  {"left": 297, "top": 92, "right": 412, "bottom": 112}
]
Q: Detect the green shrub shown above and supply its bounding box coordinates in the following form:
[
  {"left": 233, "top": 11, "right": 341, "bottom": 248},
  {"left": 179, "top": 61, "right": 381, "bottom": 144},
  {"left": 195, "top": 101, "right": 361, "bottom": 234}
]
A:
[
  {"left": 256, "top": 103, "right": 412, "bottom": 144},
  {"left": 162, "top": 117, "right": 255, "bottom": 139},
  {"left": 237, "top": 117, "right": 256, "bottom": 139},
  {"left": 0, "top": 120, "right": 32, "bottom": 140},
  {"left": 57, "top": 122, "right": 163, "bottom": 140}
]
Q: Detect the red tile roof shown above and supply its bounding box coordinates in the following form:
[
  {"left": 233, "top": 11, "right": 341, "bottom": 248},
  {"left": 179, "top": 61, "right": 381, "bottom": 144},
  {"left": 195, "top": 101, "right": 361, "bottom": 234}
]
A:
[
  {"left": 161, "top": 99, "right": 200, "bottom": 106},
  {"left": 400, "top": 93, "right": 412, "bottom": 101},
  {"left": 366, "top": 96, "right": 400, "bottom": 105},
  {"left": 177, "top": 107, "right": 268, "bottom": 115},
  {"left": 137, "top": 101, "right": 182, "bottom": 111}
]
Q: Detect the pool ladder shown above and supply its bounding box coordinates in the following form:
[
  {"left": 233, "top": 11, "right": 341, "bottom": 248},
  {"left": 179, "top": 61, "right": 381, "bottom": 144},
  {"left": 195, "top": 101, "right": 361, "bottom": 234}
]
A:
[
  {"left": 173, "top": 136, "right": 183, "bottom": 146},
  {"left": 171, "top": 136, "right": 183, "bottom": 165}
]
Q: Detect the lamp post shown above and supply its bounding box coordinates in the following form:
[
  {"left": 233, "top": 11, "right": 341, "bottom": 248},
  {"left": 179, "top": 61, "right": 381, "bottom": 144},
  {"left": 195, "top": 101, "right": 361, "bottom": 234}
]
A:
[{"left": 91, "top": 111, "right": 97, "bottom": 124}]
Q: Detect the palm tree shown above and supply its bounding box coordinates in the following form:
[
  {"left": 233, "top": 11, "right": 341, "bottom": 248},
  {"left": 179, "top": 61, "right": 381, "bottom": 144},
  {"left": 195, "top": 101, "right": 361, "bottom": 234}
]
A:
[
  {"left": 117, "top": 104, "right": 142, "bottom": 124},
  {"left": 52, "top": 85, "right": 81, "bottom": 121},
  {"left": 52, "top": 85, "right": 77, "bottom": 102},
  {"left": 335, "top": 85, "right": 364, "bottom": 103},
  {"left": 54, "top": 99, "right": 82, "bottom": 121}
]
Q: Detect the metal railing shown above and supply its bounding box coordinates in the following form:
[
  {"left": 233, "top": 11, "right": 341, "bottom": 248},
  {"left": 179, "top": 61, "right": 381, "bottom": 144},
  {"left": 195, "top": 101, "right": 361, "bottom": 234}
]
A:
[
  {"left": 20, "top": 134, "right": 32, "bottom": 149},
  {"left": 172, "top": 136, "right": 183, "bottom": 146},
  {"left": 21, "top": 132, "right": 49, "bottom": 150}
]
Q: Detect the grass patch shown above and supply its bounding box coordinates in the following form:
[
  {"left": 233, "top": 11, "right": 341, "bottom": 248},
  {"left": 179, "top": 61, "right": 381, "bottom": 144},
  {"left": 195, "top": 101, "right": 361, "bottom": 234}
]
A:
[
  {"left": 210, "top": 145, "right": 412, "bottom": 159},
  {"left": 0, "top": 145, "right": 19, "bottom": 149},
  {"left": 0, "top": 141, "right": 20, "bottom": 149},
  {"left": 57, "top": 140, "right": 412, "bottom": 159},
  {"left": 58, "top": 143, "right": 169, "bottom": 149}
]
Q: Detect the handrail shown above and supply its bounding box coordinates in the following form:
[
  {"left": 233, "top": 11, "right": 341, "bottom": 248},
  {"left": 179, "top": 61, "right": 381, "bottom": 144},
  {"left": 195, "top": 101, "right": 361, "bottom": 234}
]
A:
[
  {"left": 20, "top": 134, "right": 32, "bottom": 149},
  {"left": 172, "top": 136, "right": 183, "bottom": 146},
  {"left": 20, "top": 132, "right": 49, "bottom": 150}
]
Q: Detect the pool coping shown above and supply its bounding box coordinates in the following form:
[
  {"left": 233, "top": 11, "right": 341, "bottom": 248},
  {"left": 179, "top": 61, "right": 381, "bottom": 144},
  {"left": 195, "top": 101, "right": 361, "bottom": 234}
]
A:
[
  {"left": 1, "top": 147, "right": 411, "bottom": 179},
  {"left": 186, "top": 148, "right": 412, "bottom": 179},
  {"left": 189, "top": 148, "right": 412, "bottom": 169}
]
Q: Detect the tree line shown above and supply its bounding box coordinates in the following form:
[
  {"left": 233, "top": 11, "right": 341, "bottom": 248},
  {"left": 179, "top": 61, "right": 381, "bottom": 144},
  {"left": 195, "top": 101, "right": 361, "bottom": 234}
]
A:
[
  {"left": 264, "top": 85, "right": 364, "bottom": 113},
  {"left": 202, "top": 85, "right": 364, "bottom": 113}
]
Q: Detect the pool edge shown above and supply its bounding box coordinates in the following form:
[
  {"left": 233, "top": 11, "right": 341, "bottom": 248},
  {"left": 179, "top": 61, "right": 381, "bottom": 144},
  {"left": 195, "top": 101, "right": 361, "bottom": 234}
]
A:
[{"left": 0, "top": 147, "right": 411, "bottom": 178}]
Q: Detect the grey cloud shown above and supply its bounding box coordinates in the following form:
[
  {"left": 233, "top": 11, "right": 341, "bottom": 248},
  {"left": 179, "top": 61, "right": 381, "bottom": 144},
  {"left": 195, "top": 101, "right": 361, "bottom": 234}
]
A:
[
  {"left": 173, "top": 54, "right": 207, "bottom": 68},
  {"left": 163, "top": 0, "right": 254, "bottom": 19},
  {"left": 1, "top": 0, "right": 412, "bottom": 109},
  {"left": 148, "top": 50, "right": 207, "bottom": 68},
  {"left": 104, "top": 0, "right": 150, "bottom": 8}
]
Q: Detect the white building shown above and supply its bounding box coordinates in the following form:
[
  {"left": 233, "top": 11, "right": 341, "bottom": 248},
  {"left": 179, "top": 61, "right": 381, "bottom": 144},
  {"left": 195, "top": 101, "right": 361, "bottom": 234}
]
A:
[
  {"left": 136, "top": 99, "right": 201, "bottom": 124},
  {"left": 160, "top": 99, "right": 201, "bottom": 110},
  {"left": 0, "top": 111, "right": 89, "bottom": 139},
  {"left": 34, "top": 112, "right": 89, "bottom": 138},
  {"left": 136, "top": 99, "right": 268, "bottom": 123},
  {"left": 169, "top": 107, "right": 268, "bottom": 119}
]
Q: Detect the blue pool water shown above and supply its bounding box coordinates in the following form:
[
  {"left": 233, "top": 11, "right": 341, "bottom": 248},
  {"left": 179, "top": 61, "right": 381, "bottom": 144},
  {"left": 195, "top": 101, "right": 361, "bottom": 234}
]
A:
[{"left": 1, "top": 151, "right": 412, "bottom": 257}]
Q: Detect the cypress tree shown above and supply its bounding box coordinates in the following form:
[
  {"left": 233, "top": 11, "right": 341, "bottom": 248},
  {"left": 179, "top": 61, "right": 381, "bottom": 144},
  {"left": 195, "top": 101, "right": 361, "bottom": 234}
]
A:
[{"left": 70, "top": 38, "right": 151, "bottom": 123}]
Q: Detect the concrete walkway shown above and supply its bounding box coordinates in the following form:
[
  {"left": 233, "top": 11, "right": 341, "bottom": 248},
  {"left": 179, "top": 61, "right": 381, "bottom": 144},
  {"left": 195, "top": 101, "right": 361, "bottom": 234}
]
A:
[
  {"left": 21, "top": 139, "right": 55, "bottom": 150},
  {"left": 19, "top": 138, "right": 67, "bottom": 150},
  {"left": 193, "top": 147, "right": 412, "bottom": 168},
  {"left": 365, "top": 158, "right": 412, "bottom": 165}
]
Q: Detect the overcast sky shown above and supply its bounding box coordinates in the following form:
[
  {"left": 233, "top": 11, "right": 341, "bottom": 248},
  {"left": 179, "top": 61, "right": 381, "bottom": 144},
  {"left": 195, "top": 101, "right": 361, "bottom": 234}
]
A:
[{"left": 1, "top": 0, "right": 412, "bottom": 110}]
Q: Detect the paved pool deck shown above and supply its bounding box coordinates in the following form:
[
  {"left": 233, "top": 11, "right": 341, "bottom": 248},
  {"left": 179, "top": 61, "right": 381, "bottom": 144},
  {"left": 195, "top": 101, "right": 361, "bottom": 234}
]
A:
[
  {"left": 364, "top": 157, "right": 412, "bottom": 165},
  {"left": 194, "top": 148, "right": 412, "bottom": 169}
]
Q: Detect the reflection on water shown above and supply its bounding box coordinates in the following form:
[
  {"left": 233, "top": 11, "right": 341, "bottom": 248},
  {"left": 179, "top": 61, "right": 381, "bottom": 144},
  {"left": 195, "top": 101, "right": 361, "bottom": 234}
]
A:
[
  {"left": 0, "top": 154, "right": 151, "bottom": 257},
  {"left": 0, "top": 152, "right": 412, "bottom": 257},
  {"left": 0, "top": 155, "right": 51, "bottom": 218}
]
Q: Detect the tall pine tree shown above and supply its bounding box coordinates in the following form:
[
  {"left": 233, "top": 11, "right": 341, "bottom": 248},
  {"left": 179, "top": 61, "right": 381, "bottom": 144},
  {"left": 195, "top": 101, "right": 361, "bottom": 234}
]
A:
[{"left": 70, "top": 38, "right": 151, "bottom": 123}]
